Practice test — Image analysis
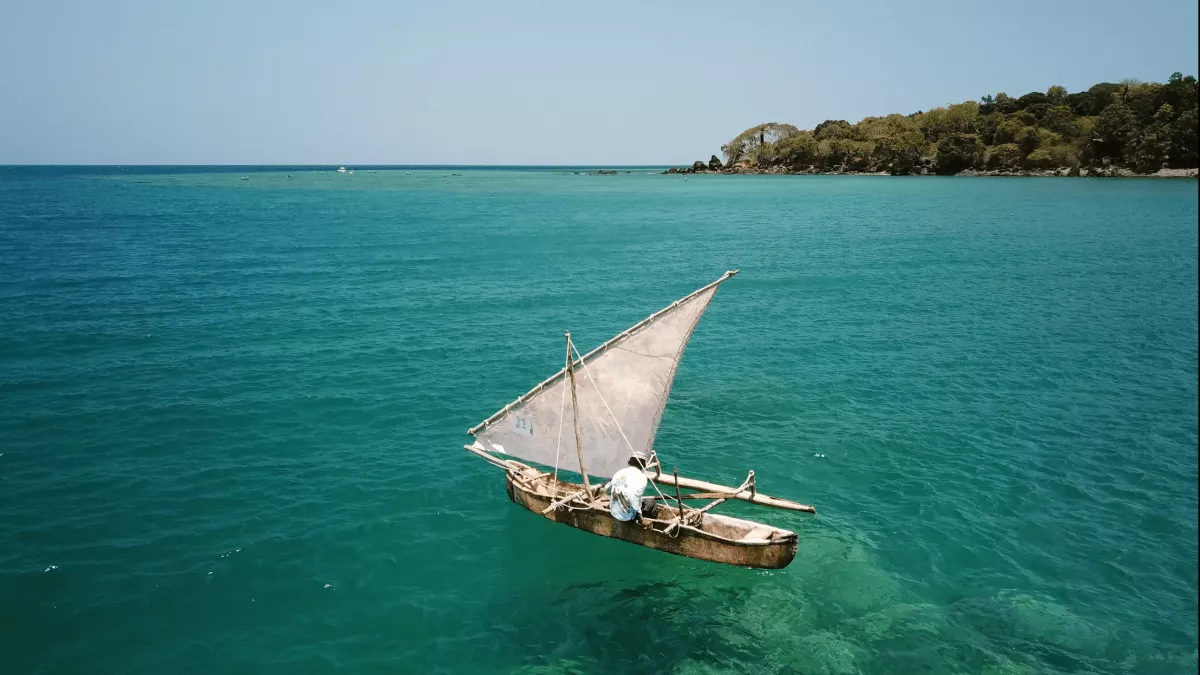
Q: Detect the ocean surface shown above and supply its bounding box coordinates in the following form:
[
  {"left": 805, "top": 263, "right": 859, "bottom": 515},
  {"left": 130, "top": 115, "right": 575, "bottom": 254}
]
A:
[{"left": 1, "top": 166, "right": 1196, "bottom": 675}]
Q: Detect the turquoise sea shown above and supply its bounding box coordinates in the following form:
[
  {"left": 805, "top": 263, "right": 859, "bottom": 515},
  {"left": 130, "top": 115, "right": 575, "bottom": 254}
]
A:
[{"left": 1, "top": 166, "right": 1196, "bottom": 675}]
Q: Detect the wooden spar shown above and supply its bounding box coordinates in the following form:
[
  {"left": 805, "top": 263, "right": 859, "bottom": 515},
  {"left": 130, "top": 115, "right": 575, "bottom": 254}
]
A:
[
  {"left": 541, "top": 487, "right": 589, "bottom": 514},
  {"left": 463, "top": 442, "right": 515, "bottom": 469},
  {"left": 647, "top": 491, "right": 733, "bottom": 501},
  {"left": 648, "top": 471, "right": 817, "bottom": 513},
  {"left": 467, "top": 270, "right": 739, "bottom": 436},
  {"left": 564, "top": 331, "right": 590, "bottom": 492}
]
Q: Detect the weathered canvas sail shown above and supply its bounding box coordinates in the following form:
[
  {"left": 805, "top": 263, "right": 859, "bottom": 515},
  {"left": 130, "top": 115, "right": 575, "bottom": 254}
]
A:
[{"left": 470, "top": 271, "right": 736, "bottom": 479}]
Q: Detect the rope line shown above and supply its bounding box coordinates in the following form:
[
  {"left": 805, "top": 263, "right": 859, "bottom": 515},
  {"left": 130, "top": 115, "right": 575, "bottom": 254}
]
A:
[{"left": 570, "top": 341, "right": 673, "bottom": 506}]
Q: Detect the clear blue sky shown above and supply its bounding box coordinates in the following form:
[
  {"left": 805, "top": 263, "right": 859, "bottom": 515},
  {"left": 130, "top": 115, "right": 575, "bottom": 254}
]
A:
[{"left": 1, "top": 0, "right": 1197, "bottom": 165}]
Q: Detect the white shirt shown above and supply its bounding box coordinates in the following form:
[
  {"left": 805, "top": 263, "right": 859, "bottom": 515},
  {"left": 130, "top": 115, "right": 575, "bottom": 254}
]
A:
[{"left": 605, "top": 466, "right": 648, "bottom": 521}]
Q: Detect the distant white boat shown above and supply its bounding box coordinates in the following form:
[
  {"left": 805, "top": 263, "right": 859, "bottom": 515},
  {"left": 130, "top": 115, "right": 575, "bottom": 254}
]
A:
[{"left": 337, "top": 167, "right": 347, "bottom": 173}]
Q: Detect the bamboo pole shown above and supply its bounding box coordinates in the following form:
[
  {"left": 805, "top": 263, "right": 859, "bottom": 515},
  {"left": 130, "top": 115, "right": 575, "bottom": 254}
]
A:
[
  {"left": 647, "top": 491, "right": 732, "bottom": 501},
  {"left": 541, "top": 487, "right": 590, "bottom": 514},
  {"left": 648, "top": 471, "right": 816, "bottom": 513},
  {"left": 565, "top": 331, "right": 590, "bottom": 492},
  {"left": 463, "top": 443, "right": 515, "bottom": 469}
]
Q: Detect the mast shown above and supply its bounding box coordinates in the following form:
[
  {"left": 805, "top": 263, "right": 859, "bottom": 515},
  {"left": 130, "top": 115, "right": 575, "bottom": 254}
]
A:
[{"left": 565, "top": 331, "right": 590, "bottom": 491}]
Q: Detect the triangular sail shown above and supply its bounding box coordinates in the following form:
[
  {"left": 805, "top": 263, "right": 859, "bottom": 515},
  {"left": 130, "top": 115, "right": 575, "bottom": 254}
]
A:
[{"left": 470, "top": 271, "right": 736, "bottom": 479}]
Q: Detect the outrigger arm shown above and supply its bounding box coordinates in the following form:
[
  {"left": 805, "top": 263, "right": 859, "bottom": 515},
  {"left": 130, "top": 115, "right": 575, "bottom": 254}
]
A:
[
  {"left": 648, "top": 471, "right": 817, "bottom": 513},
  {"left": 462, "top": 441, "right": 816, "bottom": 514}
]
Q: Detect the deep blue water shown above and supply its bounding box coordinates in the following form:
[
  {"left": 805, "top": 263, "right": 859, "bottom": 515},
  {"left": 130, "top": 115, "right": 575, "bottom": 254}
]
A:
[{"left": 1, "top": 167, "right": 1196, "bottom": 674}]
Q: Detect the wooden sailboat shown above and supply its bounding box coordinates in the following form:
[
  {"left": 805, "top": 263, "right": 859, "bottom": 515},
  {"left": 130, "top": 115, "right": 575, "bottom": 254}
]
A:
[{"left": 463, "top": 270, "right": 816, "bottom": 569}]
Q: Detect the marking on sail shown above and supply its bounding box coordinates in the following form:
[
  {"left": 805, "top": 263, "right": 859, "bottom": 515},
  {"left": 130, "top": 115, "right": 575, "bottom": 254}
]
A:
[{"left": 513, "top": 415, "right": 534, "bottom": 437}]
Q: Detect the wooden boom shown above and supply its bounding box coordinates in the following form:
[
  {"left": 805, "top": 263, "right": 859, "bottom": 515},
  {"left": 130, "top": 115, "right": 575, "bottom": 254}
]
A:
[{"left": 648, "top": 471, "right": 817, "bottom": 513}]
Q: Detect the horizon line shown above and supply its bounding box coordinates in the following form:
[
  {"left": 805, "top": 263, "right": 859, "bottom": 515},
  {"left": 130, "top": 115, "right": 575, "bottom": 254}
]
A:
[{"left": 0, "top": 163, "right": 681, "bottom": 168}]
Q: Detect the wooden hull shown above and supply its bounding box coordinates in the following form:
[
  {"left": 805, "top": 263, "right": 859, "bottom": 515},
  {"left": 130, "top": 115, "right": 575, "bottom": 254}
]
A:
[{"left": 504, "top": 470, "right": 798, "bottom": 570}]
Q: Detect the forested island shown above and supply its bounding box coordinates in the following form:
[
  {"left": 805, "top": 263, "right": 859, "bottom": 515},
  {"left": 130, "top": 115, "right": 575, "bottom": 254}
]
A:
[{"left": 669, "top": 73, "right": 1198, "bottom": 177}]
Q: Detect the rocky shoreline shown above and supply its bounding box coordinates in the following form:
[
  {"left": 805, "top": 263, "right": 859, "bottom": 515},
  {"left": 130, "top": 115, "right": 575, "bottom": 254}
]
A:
[{"left": 664, "top": 163, "right": 1198, "bottom": 179}]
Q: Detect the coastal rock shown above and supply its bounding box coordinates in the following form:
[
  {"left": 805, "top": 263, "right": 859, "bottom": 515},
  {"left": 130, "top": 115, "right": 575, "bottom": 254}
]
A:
[
  {"left": 708, "top": 155, "right": 724, "bottom": 171},
  {"left": 1151, "top": 167, "right": 1198, "bottom": 178},
  {"left": 692, "top": 160, "right": 706, "bottom": 172}
]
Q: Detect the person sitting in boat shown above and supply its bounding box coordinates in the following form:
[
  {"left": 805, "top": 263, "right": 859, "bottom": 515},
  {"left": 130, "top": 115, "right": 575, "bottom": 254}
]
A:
[{"left": 605, "top": 451, "right": 652, "bottom": 526}]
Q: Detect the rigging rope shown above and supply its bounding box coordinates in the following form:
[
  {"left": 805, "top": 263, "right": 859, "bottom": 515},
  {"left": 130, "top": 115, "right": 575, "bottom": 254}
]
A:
[{"left": 570, "top": 341, "right": 674, "bottom": 507}]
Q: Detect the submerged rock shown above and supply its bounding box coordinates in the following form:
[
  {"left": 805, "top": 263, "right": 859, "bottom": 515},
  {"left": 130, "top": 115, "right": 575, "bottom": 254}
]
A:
[
  {"left": 850, "top": 602, "right": 951, "bottom": 643},
  {"left": 1002, "top": 591, "right": 1104, "bottom": 652},
  {"left": 781, "top": 631, "right": 865, "bottom": 675}
]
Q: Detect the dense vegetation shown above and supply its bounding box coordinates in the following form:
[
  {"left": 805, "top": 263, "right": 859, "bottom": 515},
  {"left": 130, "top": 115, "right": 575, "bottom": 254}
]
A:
[{"left": 713, "top": 73, "right": 1198, "bottom": 175}]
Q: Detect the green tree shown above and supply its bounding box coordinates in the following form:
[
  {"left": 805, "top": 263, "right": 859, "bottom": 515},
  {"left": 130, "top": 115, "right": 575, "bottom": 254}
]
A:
[
  {"left": 1131, "top": 130, "right": 1169, "bottom": 173},
  {"left": 1025, "top": 148, "right": 1055, "bottom": 169},
  {"left": 1037, "top": 128, "right": 1063, "bottom": 146},
  {"left": 1169, "top": 108, "right": 1199, "bottom": 167},
  {"left": 1043, "top": 105, "right": 1078, "bottom": 137},
  {"left": 774, "top": 133, "right": 820, "bottom": 169},
  {"left": 1161, "top": 72, "right": 1199, "bottom": 113},
  {"left": 935, "top": 133, "right": 985, "bottom": 174},
  {"left": 813, "top": 119, "right": 853, "bottom": 141},
  {"left": 994, "top": 118, "right": 1026, "bottom": 144},
  {"left": 1014, "top": 110, "right": 1038, "bottom": 126},
  {"left": 821, "top": 139, "right": 874, "bottom": 171},
  {"left": 1017, "top": 126, "right": 1042, "bottom": 154},
  {"left": 1068, "top": 83, "right": 1122, "bottom": 116},
  {"left": 987, "top": 143, "right": 1024, "bottom": 170},
  {"left": 1131, "top": 106, "right": 1174, "bottom": 172},
  {"left": 721, "top": 123, "right": 799, "bottom": 165},
  {"left": 874, "top": 131, "right": 927, "bottom": 174},
  {"left": 1095, "top": 101, "right": 1139, "bottom": 161},
  {"left": 978, "top": 112, "right": 1004, "bottom": 145},
  {"left": 1016, "top": 91, "right": 1050, "bottom": 110},
  {"left": 1124, "top": 82, "right": 1165, "bottom": 126},
  {"left": 1153, "top": 103, "right": 1175, "bottom": 125},
  {"left": 1047, "top": 85, "right": 1068, "bottom": 105},
  {"left": 1048, "top": 145, "right": 1079, "bottom": 168}
]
